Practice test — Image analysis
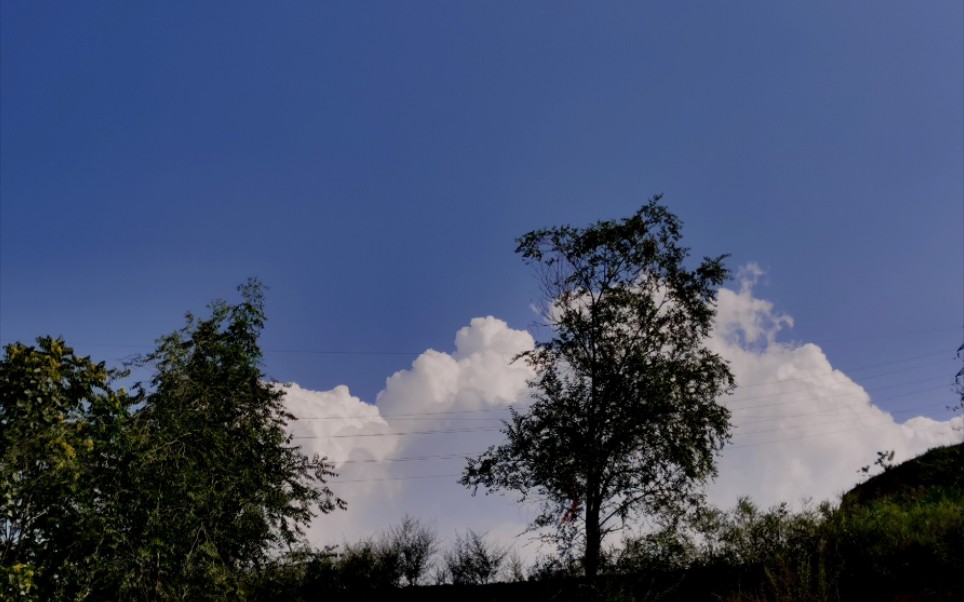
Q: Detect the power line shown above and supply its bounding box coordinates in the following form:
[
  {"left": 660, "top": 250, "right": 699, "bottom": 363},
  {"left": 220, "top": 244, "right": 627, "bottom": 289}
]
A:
[
  {"left": 729, "top": 350, "right": 949, "bottom": 393},
  {"left": 333, "top": 473, "right": 462, "bottom": 484},
  {"left": 340, "top": 399, "right": 949, "bottom": 459},
  {"left": 297, "top": 397, "right": 955, "bottom": 471},
  {"left": 327, "top": 416, "right": 961, "bottom": 484},
  {"left": 286, "top": 377, "right": 954, "bottom": 425},
  {"left": 835, "top": 349, "right": 953, "bottom": 374},
  {"left": 2, "top": 327, "right": 958, "bottom": 359},
  {"left": 288, "top": 353, "right": 956, "bottom": 422},
  {"left": 339, "top": 400, "right": 956, "bottom": 469},
  {"left": 268, "top": 349, "right": 424, "bottom": 356},
  {"left": 291, "top": 426, "right": 500, "bottom": 440},
  {"left": 294, "top": 407, "right": 516, "bottom": 420},
  {"left": 729, "top": 419, "right": 905, "bottom": 449},
  {"left": 311, "top": 400, "right": 953, "bottom": 468},
  {"left": 296, "top": 416, "right": 505, "bottom": 422},
  {"left": 727, "top": 375, "right": 951, "bottom": 411},
  {"left": 733, "top": 395, "right": 948, "bottom": 426},
  {"left": 332, "top": 452, "right": 480, "bottom": 465},
  {"left": 809, "top": 326, "right": 960, "bottom": 344},
  {"left": 734, "top": 414, "right": 880, "bottom": 437},
  {"left": 831, "top": 356, "right": 952, "bottom": 382}
]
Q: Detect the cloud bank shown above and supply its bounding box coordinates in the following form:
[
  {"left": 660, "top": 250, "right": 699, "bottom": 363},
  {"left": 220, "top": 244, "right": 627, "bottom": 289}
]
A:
[
  {"left": 288, "top": 317, "right": 538, "bottom": 550},
  {"left": 707, "top": 267, "right": 959, "bottom": 508},
  {"left": 284, "top": 271, "right": 961, "bottom": 553}
]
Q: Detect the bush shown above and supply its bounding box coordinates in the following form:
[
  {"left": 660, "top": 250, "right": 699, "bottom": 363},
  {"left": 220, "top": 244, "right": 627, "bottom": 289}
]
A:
[
  {"left": 830, "top": 494, "right": 964, "bottom": 600},
  {"left": 383, "top": 515, "right": 439, "bottom": 586},
  {"left": 443, "top": 530, "right": 508, "bottom": 585}
]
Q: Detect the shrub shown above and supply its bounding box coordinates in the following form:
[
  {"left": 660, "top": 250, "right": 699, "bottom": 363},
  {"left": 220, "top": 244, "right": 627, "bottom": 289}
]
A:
[
  {"left": 383, "top": 515, "right": 439, "bottom": 586},
  {"left": 443, "top": 530, "right": 508, "bottom": 585}
]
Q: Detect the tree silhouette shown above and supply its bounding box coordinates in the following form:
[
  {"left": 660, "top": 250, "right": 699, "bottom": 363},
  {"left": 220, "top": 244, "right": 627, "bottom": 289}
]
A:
[{"left": 462, "top": 197, "right": 733, "bottom": 578}]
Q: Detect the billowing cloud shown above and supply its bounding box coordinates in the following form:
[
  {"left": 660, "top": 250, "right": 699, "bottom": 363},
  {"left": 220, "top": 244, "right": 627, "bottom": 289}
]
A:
[
  {"left": 286, "top": 318, "right": 538, "bottom": 550},
  {"left": 283, "top": 273, "right": 961, "bottom": 556},
  {"left": 283, "top": 382, "right": 397, "bottom": 489},
  {"left": 375, "top": 316, "right": 534, "bottom": 416},
  {"left": 707, "top": 265, "right": 960, "bottom": 508},
  {"left": 281, "top": 382, "right": 406, "bottom": 549}
]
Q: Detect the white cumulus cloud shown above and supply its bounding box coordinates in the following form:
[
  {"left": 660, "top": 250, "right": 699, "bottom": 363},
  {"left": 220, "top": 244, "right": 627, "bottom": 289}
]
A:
[
  {"left": 283, "top": 274, "right": 961, "bottom": 555},
  {"left": 707, "top": 268, "right": 960, "bottom": 509},
  {"left": 285, "top": 317, "right": 538, "bottom": 550}
]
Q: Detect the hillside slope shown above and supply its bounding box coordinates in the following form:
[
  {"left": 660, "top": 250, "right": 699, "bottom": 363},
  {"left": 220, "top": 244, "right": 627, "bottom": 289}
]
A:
[{"left": 842, "top": 442, "right": 963, "bottom": 508}]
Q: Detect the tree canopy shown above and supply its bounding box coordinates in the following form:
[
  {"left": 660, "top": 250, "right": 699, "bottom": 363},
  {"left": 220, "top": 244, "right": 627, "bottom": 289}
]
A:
[
  {"left": 1, "top": 337, "right": 133, "bottom": 599},
  {"left": 462, "top": 197, "right": 734, "bottom": 578},
  {"left": 1, "top": 280, "right": 343, "bottom": 600}
]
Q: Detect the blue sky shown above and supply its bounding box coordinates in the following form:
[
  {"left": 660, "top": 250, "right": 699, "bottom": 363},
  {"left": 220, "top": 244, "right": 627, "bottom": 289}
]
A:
[{"left": 2, "top": 1, "right": 963, "bottom": 545}]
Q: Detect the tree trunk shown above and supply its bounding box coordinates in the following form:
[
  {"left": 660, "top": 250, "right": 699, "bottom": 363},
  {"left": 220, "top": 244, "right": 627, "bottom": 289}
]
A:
[{"left": 584, "top": 495, "right": 601, "bottom": 579}]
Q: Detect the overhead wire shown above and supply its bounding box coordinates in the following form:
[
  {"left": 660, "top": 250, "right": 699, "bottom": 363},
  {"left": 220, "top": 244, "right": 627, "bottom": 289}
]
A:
[
  {"left": 325, "top": 409, "right": 956, "bottom": 485},
  {"left": 334, "top": 451, "right": 480, "bottom": 465},
  {"left": 288, "top": 372, "right": 955, "bottom": 423},
  {"left": 726, "top": 374, "right": 951, "bottom": 411},
  {"left": 319, "top": 400, "right": 952, "bottom": 466},
  {"left": 334, "top": 474, "right": 462, "bottom": 484},
  {"left": 5, "top": 331, "right": 957, "bottom": 484},
  {"left": 733, "top": 392, "right": 949, "bottom": 426},
  {"left": 302, "top": 376, "right": 960, "bottom": 483},
  {"left": 4, "top": 324, "right": 958, "bottom": 355},
  {"left": 290, "top": 426, "right": 501, "bottom": 440},
  {"left": 277, "top": 344, "right": 958, "bottom": 423}
]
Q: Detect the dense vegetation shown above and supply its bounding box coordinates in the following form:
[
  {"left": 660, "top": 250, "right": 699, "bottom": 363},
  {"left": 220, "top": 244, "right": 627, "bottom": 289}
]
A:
[
  {"left": 247, "top": 444, "right": 963, "bottom": 601},
  {"left": 3, "top": 280, "right": 959, "bottom": 601},
  {"left": 464, "top": 198, "right": 734, "bottom": 578},
  {"left": 2, "top": 281, "right": 343, "bottom": 600},
  {"left": 3, "top": 201, "right": 960, "bottom": 599}
]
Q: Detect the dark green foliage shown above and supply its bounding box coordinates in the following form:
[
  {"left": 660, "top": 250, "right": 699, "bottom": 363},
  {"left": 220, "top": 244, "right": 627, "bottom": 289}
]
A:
[
  {"left": 463, "top": 197, "right": 734, "bottom": 578},
  {"left": 114, "top": 279, "right": 344, "bottom": 599},
  {"left": 326, "top": 539, "right": 403, "bottom": 592},
  {"left": 442, "top": 530, "right": 508, "bottom": 585},
  {"left": 246, "top": 532, "right": 427, "bottom": 600},
  {"left": 830, "top": 447, "right": 964, "bottom": 602},
  {"left": 305, "top": 516, "right": 440, "bottom": 592},
  {"left": 384, "top": 514, "right": 439, "bottom": 586},
  {"left": 844, "top": 442, "right": 963, "bottom": 508},
  {"left": 693, "top": 499, "right": 836, "bottom": 602},
  {"left": 1, "top": 281, "right": 345, "bottom": 600},
  {"left": 858, "top": 449, "right": 896, "bottom": 476},
  {"left": 609, "top": 445, "right": 964, "bottom": 601},
  {"left": 245, "top": 515, "right": 439, "bottom": 598},
  {"left": 830, "top": 495, "right": 963, "bottom": 601},
  {"left": 249, "top": 447, "right": 960, "bottom": 600},
  {"left": 242, "top": 546, "right": 340, "bottom": 602},
  {"left": 525, "top": 554, "right": 583, "bottom": 582},
  {"left": 611, "top": 523, "right": 697, "bottom": 575},
  {"left": 1, "top": 337, "right": 134, "bottom": 600},
  {"left": 694, "top": 498, "right": 831, "bottom": 569}
]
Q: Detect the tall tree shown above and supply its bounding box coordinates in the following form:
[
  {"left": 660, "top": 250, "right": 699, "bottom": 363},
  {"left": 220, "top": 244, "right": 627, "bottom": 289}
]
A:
[
  {"left": 117, "top": 279, "right": 345, "bottom": 599},
  {"left": 1, "top": 281, "right": 345, "bottom": 600},
  {"left": 1, "top": 337, "right": 133, "bottom": 600},
  {"left": 462, "top": 197, "right": 734, "bottom": 578}
]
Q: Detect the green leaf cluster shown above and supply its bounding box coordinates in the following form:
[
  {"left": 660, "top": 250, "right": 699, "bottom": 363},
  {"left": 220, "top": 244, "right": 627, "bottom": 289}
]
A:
[
  {"left": 610, "top": 447, "right": 963, "bottom": 601},
  {"left": 442, "top": 530, "right": 507, "bottom": 586},
  {"left": 462, "top": 197, "right": 734, "bottom": 578},
  {"left": 245, "top": 515, "right": 440, "bottom": 599},
  {"left": 1, "top": 336, "right": 133, "bottom": 599},
  {"left": 1, "top": 280, "right": 344, "bottom": 600}
]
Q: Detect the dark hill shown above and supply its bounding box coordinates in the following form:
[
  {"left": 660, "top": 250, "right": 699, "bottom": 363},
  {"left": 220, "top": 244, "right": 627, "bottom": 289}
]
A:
[{"left": 841, "top": 442, "right": 963, "bottom": 508}]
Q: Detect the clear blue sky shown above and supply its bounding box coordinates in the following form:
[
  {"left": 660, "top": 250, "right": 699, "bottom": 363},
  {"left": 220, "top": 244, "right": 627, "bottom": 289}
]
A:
[{"left": 2, "top": 1, "right": 962, "bottom": 420}]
